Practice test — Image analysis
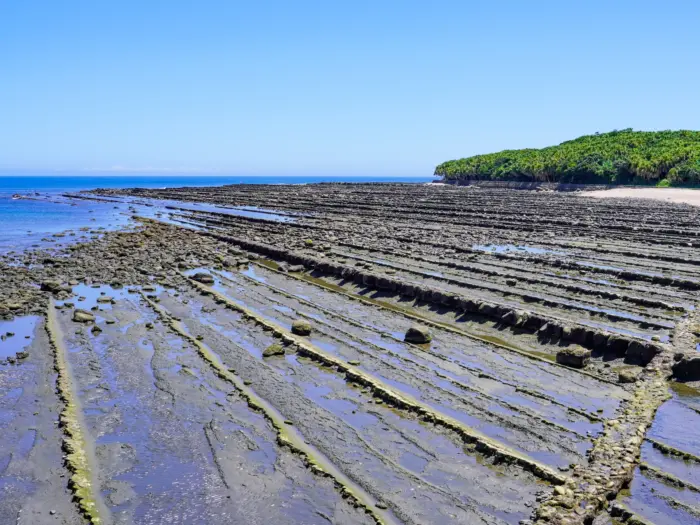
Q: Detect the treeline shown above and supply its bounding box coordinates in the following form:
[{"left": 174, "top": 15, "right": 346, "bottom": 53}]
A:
[{"left": 435, "top": 129, "right": 700, "bottom": 185}]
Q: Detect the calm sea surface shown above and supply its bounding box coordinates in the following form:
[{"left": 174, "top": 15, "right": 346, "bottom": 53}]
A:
[{"left": 0, "top": 175, "right": 431, "bottom": 253}]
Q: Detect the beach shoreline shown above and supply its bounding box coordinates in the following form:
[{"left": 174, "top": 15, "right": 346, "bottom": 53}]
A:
[{"left": 580, "top": 187, "right": 700, "bottom": 206}]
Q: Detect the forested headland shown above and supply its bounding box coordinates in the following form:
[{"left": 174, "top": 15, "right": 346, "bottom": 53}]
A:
[{"left": 435, "top": 129, "right": 700, "bottom": 185}]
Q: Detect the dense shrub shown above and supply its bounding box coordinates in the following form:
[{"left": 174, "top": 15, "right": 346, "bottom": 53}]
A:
[{"left": 435, "top": 129, "right": 700, "bottom": 184}]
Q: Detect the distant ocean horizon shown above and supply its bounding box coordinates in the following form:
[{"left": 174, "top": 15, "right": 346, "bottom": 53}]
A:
[
  {"left": 0, "top": 174, "right": 433, "bottom": 253},
  {"left": 0, "top": 174, "right": 433, "bottom": 194}
]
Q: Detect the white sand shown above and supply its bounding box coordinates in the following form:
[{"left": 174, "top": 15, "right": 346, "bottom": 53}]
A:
[{"left": 580, "top": 187, "right": 700, "bottom": 206}]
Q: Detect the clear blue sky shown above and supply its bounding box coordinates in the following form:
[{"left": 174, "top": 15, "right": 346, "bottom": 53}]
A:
[{"left": 1, "top": 1, "right": 698, "bottom": 176}]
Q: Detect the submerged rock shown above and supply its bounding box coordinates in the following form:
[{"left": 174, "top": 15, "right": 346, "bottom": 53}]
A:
[
  {"left": 404, "top": 325, "right": 432, "bottom": 344},
  {"left": 291, "top": 319, "right": 312, "bottom": 336},
  {"left": 263, "top": 343, "right": 285, "bottom": 357},
  {"left": 72, "top": 309, "right": 95, "bottom": 323},
  {"left": 556, "top": 347, "right": 591, "bottom": 368},
  {"left": 192, "top": 272, "right": 215, "bottom": 285}
]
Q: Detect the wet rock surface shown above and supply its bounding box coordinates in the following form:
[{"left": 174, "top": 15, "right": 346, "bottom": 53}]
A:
[{"left": 1, "top": 183, "right": 699, "bottom": 524}]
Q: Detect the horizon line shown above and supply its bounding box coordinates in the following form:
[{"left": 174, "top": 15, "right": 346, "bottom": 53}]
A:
[{"left": 0, "top": 171, "right": 435, "bottom": 178}]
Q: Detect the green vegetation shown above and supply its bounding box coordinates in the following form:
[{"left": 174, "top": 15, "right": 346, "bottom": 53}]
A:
[{"left": 435, "top": 129, "right": 700, "bottom": 185}]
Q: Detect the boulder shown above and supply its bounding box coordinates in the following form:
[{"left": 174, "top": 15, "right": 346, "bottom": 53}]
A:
[
  {"left": 263, "top": 343, "right": 285, "bottom": 358},
  {"left": 404, "top": 325, "right": 432, "bottom": 344},
  {"left": 291, "top": 319, "right": 312, "bottom": 336},
  {"left": 672, "top": 356, "right": 700, "bottom": 382},
  {"left": 192, "top": 272, "right": 215, "bottom": 285},
  {"left": 72, "top": 309, "right": 95, "bottom": 323},
  {"left": 625, "top": 341, "right": 661, "bottom": 365},
  {"left": 41, "top": 280, "right": 62, "bottom": 292},
  {"left": 618, "top": 367, "right": 643, "bottom": 384},
  {"left": 41, "top": 280, "right": 70, "bottom": 293},
  {"left": 222, "top": 257, "right": 237, "bottom": 268},
  {"left": 556, "top": 347, "right": 591, "bottom": 368}
]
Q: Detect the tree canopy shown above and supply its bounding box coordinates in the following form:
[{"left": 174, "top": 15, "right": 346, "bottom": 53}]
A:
[{"left": 435, "top": 129, "right": 700, "bottom": 185}]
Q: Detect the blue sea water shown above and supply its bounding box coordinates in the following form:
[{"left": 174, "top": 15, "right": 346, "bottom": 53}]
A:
[
  {"left": 0, "top": 175, "right": 431, "bottom": 253},
  {"left": 0, "top": 174, "right": 432, "bottom": 193}
]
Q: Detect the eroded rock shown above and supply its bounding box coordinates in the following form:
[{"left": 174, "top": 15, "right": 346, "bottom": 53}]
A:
[
  {"left": 626, "top": 341, "right": 661, "bottom": 365},
  {"left": 556, "top": 347, "right": 591, "bottom": 368},
  {"left": 618, "top": 367, "right": 643, "bottom": 384},
  {"left": 291, "top": 319, "right": 312, "bottom": 336},
  {"left": 672, "top": 356, "right": 700, "bottom": 381},
  {"left": 404, "top": 325, "right": 432, "bottom": 344},
  {"left": 263, "top": 343, "right": 285, "bottom": 357},
  {"left": 192, "top": 272, "right": 215, "bottom": 285},
  {"left": 72, "top": 309, "right": 95, "bottom": 323}
]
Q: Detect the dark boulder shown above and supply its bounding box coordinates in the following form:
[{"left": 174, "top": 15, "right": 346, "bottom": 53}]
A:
[
  {"left": 72, "top": 309, "right": 95, "bottom": 323},
  {"left": 291, "top": 319, "right": 312, "bottom": 336},
  {"left": 556, "top": 347, "right": 591, "bottom": 369},
  {"left": 263, "top": 343, "right": 285, "bottom": 358},
  {"left": 625, "top": 341, "right": 661, "bottom": 365},
  {"left": 404, "top": 325, "right": 432, "bottom": 344},
  {"left": 192, "top": 272, "right": 215, "bottom": 285},
  {"left": 672, "top": 356, "right": 700, "bottom": 381}
]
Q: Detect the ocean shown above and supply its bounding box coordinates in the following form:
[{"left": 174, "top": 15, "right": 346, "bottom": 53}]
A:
[
  {"left": 0, "top": 174, "right": 432, "bottom": 253},
  {"left": 0, "top": 174, "right": 432, "bottom": 193}
]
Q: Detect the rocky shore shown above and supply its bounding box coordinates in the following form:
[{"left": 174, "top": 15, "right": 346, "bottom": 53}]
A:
[{"left": 0, "top": 183, "right": 698, "bottom": 525}]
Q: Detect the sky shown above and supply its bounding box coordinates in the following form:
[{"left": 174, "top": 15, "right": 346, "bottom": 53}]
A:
[{"left": 1, "top": 1, "right": 699, "bottom": 176}]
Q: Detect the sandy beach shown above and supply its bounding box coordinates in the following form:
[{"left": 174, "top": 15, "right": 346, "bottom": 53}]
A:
[{"left": 581, "top": 187, "right": 700, "bottom": 206}]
